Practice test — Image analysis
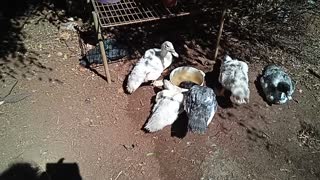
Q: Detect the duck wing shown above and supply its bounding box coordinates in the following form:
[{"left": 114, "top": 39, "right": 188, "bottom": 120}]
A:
[
  {"left": 145, "top": 90, "right": 184, "bottom": 132},
  {"left": 185, "top": 85, "right": 217, "bottom": 134}
]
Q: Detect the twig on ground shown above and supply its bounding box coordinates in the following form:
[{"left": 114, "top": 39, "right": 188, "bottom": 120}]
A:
[
  {"left": 5, "top": 94, "right": 31, "bottom": 104},
  {"left": 308, "top": 68, "right": 320, "bottom": 79},
  {"left": 1, "top": 80, "right": 18, "bottom": 100},
  {"left": 114, "top": 171, "right": 123, "bottom": 180}
]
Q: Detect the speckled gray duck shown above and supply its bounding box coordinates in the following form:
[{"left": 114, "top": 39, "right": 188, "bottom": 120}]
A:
[
  {"left": 219, "top": 55, "right": 250, "bottom": 105},
  {"left": 180, "top": 82, "right": 218, "bottom": 134},
  {"left": 260, "top": 64, "right": 295, "bottom": 104}
]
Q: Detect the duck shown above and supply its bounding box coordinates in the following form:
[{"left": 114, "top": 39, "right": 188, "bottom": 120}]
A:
[
  {"left": 180, "top": 81, "right": 218, "bottom": 134},
  {"left": 219, "top": 55, "right": 250, "bottom": 105},
  {"left": 144, "top": 80, "right": 184, "bottom": 132},
  {"left": 126, "top": 41, "right": 178, "bottom": 94},
  {"left": 260, "top": 64, "right": 295, "bottom": 104}
]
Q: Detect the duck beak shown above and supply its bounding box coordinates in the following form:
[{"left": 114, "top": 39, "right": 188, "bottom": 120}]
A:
[{"left": 171, "top": 50, "right": 179, "bottom": 58}]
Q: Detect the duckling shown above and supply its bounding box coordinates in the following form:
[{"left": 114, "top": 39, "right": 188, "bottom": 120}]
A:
[
  {"left": 219, "top": 55, "right": 250, "bottom": 105},
  {"left": 144, "top": 80, "right": 184, "bottom": 132},
  {"left": 180, "top": 81, "right": 218, "bottom": 134},
  {"left": 126, "top": 41, "right": 178, "bottom": 94},
  {"left": 260, "top": 64, "right": 295, "bottom": 104}
]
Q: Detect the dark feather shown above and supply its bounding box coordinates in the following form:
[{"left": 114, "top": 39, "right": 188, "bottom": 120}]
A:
[
  {"left": 184, "top": 85, "right": 217, "bottom": 134},
  {"left": 260, "top": 64, "right": 295, "bottom": 104}
]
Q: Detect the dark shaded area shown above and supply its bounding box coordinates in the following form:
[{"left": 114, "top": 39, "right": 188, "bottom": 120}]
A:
[
  {"left": 254, "top": 74, "right": 272, "bottom": 105},
  {"left": 1, "top": 0, "right": 317, "bottom": 81},
  {"left": 0, "top": 0, "right": 90, "bottom": 82},
  {"left": 205, "top": 60, "right": 233, "bottom": 108},
  {"left": 0, "top": 0, "right": 43, "bottom": 82},
  {"left": 46, "top": 158, "right": 82, "bottom": 180},
  {"left": 0, "top": 162, "right": 46, "bottom": 180},
  {"left": 171, "top": 111, "right": 188, "bottom": 138},
  {"left": 0, "top": 158, "right": 82, "bottom": 180}
]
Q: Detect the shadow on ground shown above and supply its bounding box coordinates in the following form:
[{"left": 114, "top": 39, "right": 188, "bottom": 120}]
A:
[
  {"left": 0, "top": 0, "right": 90, "bottom": 82},
  {"left": 0, "top": 158, "right": 82, "bottom": 180}
]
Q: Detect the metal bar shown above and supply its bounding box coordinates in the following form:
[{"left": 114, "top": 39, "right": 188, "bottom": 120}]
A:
[
  {"left": 92, "top": 11, "right": 112, "bottom": 84},
  {"left": 214, "top": 9, "right": 226, "bottom": 61},
  {"left": 120, "top": 0, "right": 131, "bottom": 22},
  {"left": 93, "top": 0, "right": 191, "bottom": 28},
  {"left": 109, "top": 2, "right": 121, "bottom": 23}
]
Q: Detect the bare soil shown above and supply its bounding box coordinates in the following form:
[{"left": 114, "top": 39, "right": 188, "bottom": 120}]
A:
[{"left": 0, "top": 14, "right": 320, "bottom": 180}]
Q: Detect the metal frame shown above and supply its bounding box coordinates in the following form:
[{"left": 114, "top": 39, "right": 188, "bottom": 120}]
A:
[
  {"left": 90, "top": 0, "right": 192, "bottom": 83},
  {"left": 91, "top": 0, "right": 191, "bottom": 28}
]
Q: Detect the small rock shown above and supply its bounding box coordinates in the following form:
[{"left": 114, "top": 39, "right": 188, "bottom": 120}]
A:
[
  {"left": 123, "top": 144, "right": 135, "bottom": 150},
  {"left": 57, "top": 52, "right": 63, "bottom": 56},
  {"left": 85, "top": 98, "right": 91, "bottom": 103}
]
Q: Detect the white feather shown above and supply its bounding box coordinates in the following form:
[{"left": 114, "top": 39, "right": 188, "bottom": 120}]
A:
[
  {"left": 126, "top": 41, "right": 178, "bottom": 94},
  {"left": 219, "top": 55, "right": 250, "bottom": 105},
  {"left": 144, "top": 89, "right": 183, "bottom": 132}
]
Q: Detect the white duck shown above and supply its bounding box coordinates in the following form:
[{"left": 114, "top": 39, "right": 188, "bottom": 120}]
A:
[
  {"left": 126, "top": 41, "right": 178, "bottom": 94},
  {"left": 144, "top": 80, "right": 185, "bottom": 133},
  {"left": 260, "top": 64, "right": 295, "bottom": 104},
  {"left": 180, "top": 81, "right": 218, "bottom": 134},
  {"left": 219, "top": 55, "right": 250, "bottom": 105}
]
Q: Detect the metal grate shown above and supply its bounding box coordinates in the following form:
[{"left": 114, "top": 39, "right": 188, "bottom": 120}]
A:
[{"left": 92, "top": 0, "right": 191, "bottom": 28}]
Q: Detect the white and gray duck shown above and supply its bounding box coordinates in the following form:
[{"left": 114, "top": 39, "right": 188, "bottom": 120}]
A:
[
  {"left": 180, "top": 81, "right": 218, "bottom": 134},
  {"left": 126, "top": 41, "right": 179, "bottom": 94},
  {"left": 219, "top": 55, "right": 250, "bottom": 105},
  {"left": 144, "top": 80, "right": 186, "bottom": 132},
  {"left": 260, "top": 64, "right": 295, "bottom": 104}
]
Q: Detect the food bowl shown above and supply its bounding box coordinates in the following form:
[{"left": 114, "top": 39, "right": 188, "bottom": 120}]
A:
[{"left": 169, "top": 66, "right": 205, "bottom": 89}]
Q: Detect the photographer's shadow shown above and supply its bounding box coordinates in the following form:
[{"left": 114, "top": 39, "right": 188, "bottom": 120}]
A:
[
  {"left": 0, "top": 158, "right": 82, "bottom": 180},
  {"left": 46, "top": 158, "right": 82, "bottom": 180}
]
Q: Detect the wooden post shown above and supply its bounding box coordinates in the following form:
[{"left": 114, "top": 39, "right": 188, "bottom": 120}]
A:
[
  {"left": 92, "top": 11, "right": 112, "bottom": 84},
  {"left": 214, "top": 9, "right": 227, "bottom": 61}
]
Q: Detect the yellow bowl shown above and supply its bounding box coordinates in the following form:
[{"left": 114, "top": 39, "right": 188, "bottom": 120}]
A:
[{"left": 169, "top": 66, "right": 205, "bottom": 88}]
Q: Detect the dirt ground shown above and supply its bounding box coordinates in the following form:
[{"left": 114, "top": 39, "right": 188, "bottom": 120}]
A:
[{"left": 1, "top": 12, "right": 320, "bottom": 180}]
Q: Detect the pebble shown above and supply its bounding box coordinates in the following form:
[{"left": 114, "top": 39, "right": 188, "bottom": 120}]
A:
[{"left": 57, "top": 52, "right": 63, "bottom": 56}]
